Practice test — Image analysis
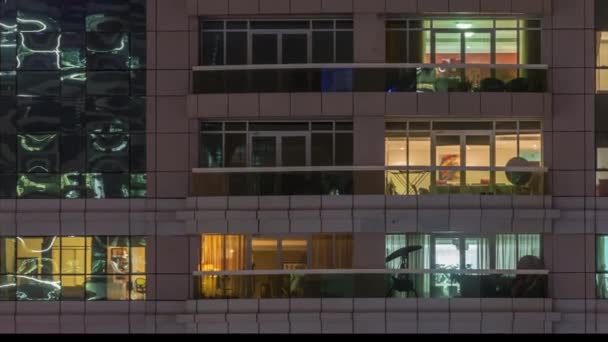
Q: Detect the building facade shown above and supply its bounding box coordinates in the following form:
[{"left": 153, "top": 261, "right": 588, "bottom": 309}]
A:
[{"left": 0, "top": 0, "right": 607, "bottom": 334}]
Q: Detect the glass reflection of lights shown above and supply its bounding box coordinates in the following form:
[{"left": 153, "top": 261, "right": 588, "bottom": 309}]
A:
[{"left": 0, "top": 7, "right": 146, "bottom": 199}]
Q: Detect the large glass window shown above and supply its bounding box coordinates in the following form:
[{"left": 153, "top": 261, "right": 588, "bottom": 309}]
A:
[
  {"left": 385, "top": 121, "right": 543, "bottom": 195},
  {"left": 200, "top": 19, "right": 354, "bottom": 65},
  {"left": 598, "top": 32, "right": 608, "bottom": 92},
  {"left": 386, "top": 233, "right": 543, "bottom": 298},
  {"left": 200, "top": 121, "right": 353, "bottom": 167},
  {"left": 598, "top": 235, "right": 608, "bottom": 298},
  {"left": 0, "top": 236, "right": 146, "bottom": 301},
  {"left": 386, "top": 18, "right": 541, "bottom": 65},
  {"left": 0, "top": 0, "right": 147, "bottom": 199},
  {"left": 199, "top": 233, "right": 353, "bottom": 298}
]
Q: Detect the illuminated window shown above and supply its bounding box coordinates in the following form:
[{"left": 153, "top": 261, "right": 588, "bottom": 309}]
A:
[{"left": 0, "top": 236, "right": 146, "bottom": 301}]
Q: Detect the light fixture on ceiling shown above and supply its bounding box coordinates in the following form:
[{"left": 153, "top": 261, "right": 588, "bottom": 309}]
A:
[
  {"left": 464, "top": 32, "right": 475, "bottom": 38},
  {"left": 456, "top": 23, "right": 472, "bottom": 29}
]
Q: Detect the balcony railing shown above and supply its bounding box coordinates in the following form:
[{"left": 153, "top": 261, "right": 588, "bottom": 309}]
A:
[
  {"left": 192, "top": 269, "right": 549, "bottom": 299},
  {"left": 191, "top": 166, "right": 548, "bottom": 196},
  {"left": 192, "top": 63, "right": 548, "bottom": 94}
]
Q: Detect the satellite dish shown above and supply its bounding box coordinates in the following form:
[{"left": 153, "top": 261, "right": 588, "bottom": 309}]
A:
[{"left": 505, "top": 157, "right": 531, "bottom": 186}]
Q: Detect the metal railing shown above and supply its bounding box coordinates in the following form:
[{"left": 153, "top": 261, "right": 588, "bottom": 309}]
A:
[
  {"left": 192, "top": 268, "right": 549, "bottom": 299},
  {"left": 192, "top": 63, "right": 548, "bottom": 93},
  {"left": 191, "top": 165, "right": 548, "bottom": 196}
]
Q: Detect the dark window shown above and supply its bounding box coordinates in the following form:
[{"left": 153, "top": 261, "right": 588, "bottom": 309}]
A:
[
  {"left": 335, "top": 32, "right": 354, "bottom": 63},
  {"left": 202, "top": 32, "right": 224, "bottom": 65},
  {"left": 335, "top": 133, "right": 353, "bottom": 165},
  {"left": 312, "top": 133, "right": 333, "bottom": 166},
  {"left": 312, "top": 32, "right": 334, "bottom": 63},
  {"left": 226, "top": 32, "right": 247, "bottom": 65},
  {"left": 200, "top": 134, "right": 223, "bottom": 167}
]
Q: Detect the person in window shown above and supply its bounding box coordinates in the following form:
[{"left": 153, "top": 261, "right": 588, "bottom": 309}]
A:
[{"left": 511, "top": 255, "right": 546, "bottom": 298}]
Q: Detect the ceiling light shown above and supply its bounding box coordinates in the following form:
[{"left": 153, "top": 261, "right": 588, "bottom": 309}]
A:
[
  {"left": 456, "top": 23, "right": 472, "bottom": 29},
  {"left": 465, "top": 32, "right": 475, "bottom": 38}
]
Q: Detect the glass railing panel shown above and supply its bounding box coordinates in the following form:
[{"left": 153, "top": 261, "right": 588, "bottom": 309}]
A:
[
  {"left": 192, "top": 64, "right": 548, "bottom": 94},
  {"left": 193, "top": 271, "right": 549, "bottom": 299},
  {"left": 192, "top": 168, "right": 547, "bottom": 196}
]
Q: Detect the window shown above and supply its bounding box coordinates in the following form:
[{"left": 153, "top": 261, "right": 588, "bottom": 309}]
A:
[
  {"left": 598, "top": 235, "right": 608, "bottom": 298},
  {"left": 200, "top": 121, "right": 353, "bottom": 167},
  {"left": 199, "top": 233, "right": 353, "bottom": 298},
  {"left": 597, "top": 32, "right": 608, "bottom": 92},
  {"left": 200, "top": 19, "right": 354, "bottom": 65},
  {"left": 597, "top": 96, "right": 608, "bottom": 196},
  {"left": 386, "top": 18, "right": 541, "bottom": 65},
  {"left": 386, "top": 233, "right": 543, "bottom": 298},
  {"left": 0, "top": 0, "right": 147, "bottom": 199},
  {"left": 385, "top": 120, "right": 543, "bottom": 195},
  {"left": 0, "top": 236, "right": 146, "bottom": 301}
]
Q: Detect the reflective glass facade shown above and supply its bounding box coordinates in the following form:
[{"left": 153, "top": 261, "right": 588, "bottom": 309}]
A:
[
  {"left": 0, "top": 236, "right": 146, "bottom": 301},
  {"left": 0, "top": 0, "right": 146, "bottom": 199}
]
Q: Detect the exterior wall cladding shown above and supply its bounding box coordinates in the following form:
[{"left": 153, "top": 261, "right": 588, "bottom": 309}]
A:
[{"left": 1, "top": 0, "right": 608, "bottom": 335}]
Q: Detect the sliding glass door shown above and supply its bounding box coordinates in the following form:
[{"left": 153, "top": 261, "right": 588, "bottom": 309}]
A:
[{"left": 250, "top": 133, "right": 309, "bottom": 167}]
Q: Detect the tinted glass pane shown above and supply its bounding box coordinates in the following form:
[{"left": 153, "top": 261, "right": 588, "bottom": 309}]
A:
[
  {"left": 335, "top": 32, "right": 353, "bottom": 63},
  {"left": 61, "top": 134, "right": 86, "bottom": 172},
  {"left": 202, "top": 21, "right": 224, "bottom": 30},
  {"left": 17, "top": 97, "right": 61, "bottom": 132},
  {"left": 130, "top": 33, "right": 146, "bottom": 69},
  {"left": 62, "top": 0, "right": 86, "bottom": 31},
  {"left": 17, "top": 173, "right": 60, "bottom": 198},
  {"left": 17, "top": 72, "right": 61, "bottom": 96},
  {"left": 17, "top": 33, "right": 61, "bottom": 70},
  {"left": 252, "top": 34, "right": 278, "bottom": 64},
  {"left": 0, "top": 33, "right": 17, "bottom": 70},
  {"left": 86, "top": 0, "right": 130, "bottom": 32},
  {"left": 87, "top": 173, "right": 130, "bottom": 198},
  {"left": 226, "top": 21, "right": 246, "bottom": 30},
  {"left": 200, "top": 134, "right": 222, "bottom": 167},
  {"left": 87, "top": 33, "right": 129, "bottom": 70},
  {"left": 0, "top": 98, "right": 17, "bottom": 134},
  {"left": 0, "top": 135, "right": 16, "bottom": 173},
  {"left": 18, "top": 133, "right": 59, "bottom": 173},
  {"left": 202, "top": 32, "right": 224, "bottom": 65},
  {"left": 335, "top": 122, "right": 353, "bottom": 130},
  {"left": 86, "top": 97, "right": 133, "bottom": 133},
  {"left": 313, "top": 21, "right": 333, "bottom": 29},
  {"left": 335, "top": 133, "right": 353, "bottom": 165},
  {"left": 130, "top": 133, "right": 146, "bottom": 172},
  {"left": 61, "top": 100, "right": 85, "bottom": 133},
  {"left": 312, "top": 133, "right": 333, "bottom": 166},
  {"left": 226, "top": 32, "right": 247, "bottom": 65},
  {"left": 519, "top": 121, "right": 541, "bottom": 130},
  {"left": 18, "top": 0, "right": 61, "bottom": 32},
  {"left": 249, "top": 122, "right": 308, "bottom": 131},
  {"left": 312, "top": 32, "right": 334, "bottom": 63},
  {"left": 87, "top": 71, "right": 129, "bottom": 95},
  {"left": 225, "top": 122, "right": 246, "bottom": 131},
  {"left": 283, "top": 34, "right": 308, "bottom": 64},
  {"left": 250, "top": 21, "right": 309, "bottom": 30},
  {"left": 87, "top": 133, "right": 130, "bottom": 172},
  {"left": 225, "top": 133, "right": 246, "bottom": 167}
]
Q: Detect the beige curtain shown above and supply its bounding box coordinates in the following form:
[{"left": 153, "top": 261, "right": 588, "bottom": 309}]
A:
[
  {"left": 335, "top": 234, "right": 353, "bottom": 268},
  {"left": 200, "top": 235, "right": 224, "bottom": 298},
  {"left": 312, "top": 234, "right": 333, "bottom": 268}
]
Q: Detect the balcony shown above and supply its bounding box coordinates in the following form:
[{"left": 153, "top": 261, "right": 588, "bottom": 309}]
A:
[
  {"left": 191, "top": 166, "right": 548, "bottom": 196},
  {"left": 192, "top": 63, "right": 548, "bottom": 94},
  {"left": 192, "top": 269, "right": 549, "bottom": 299}
]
